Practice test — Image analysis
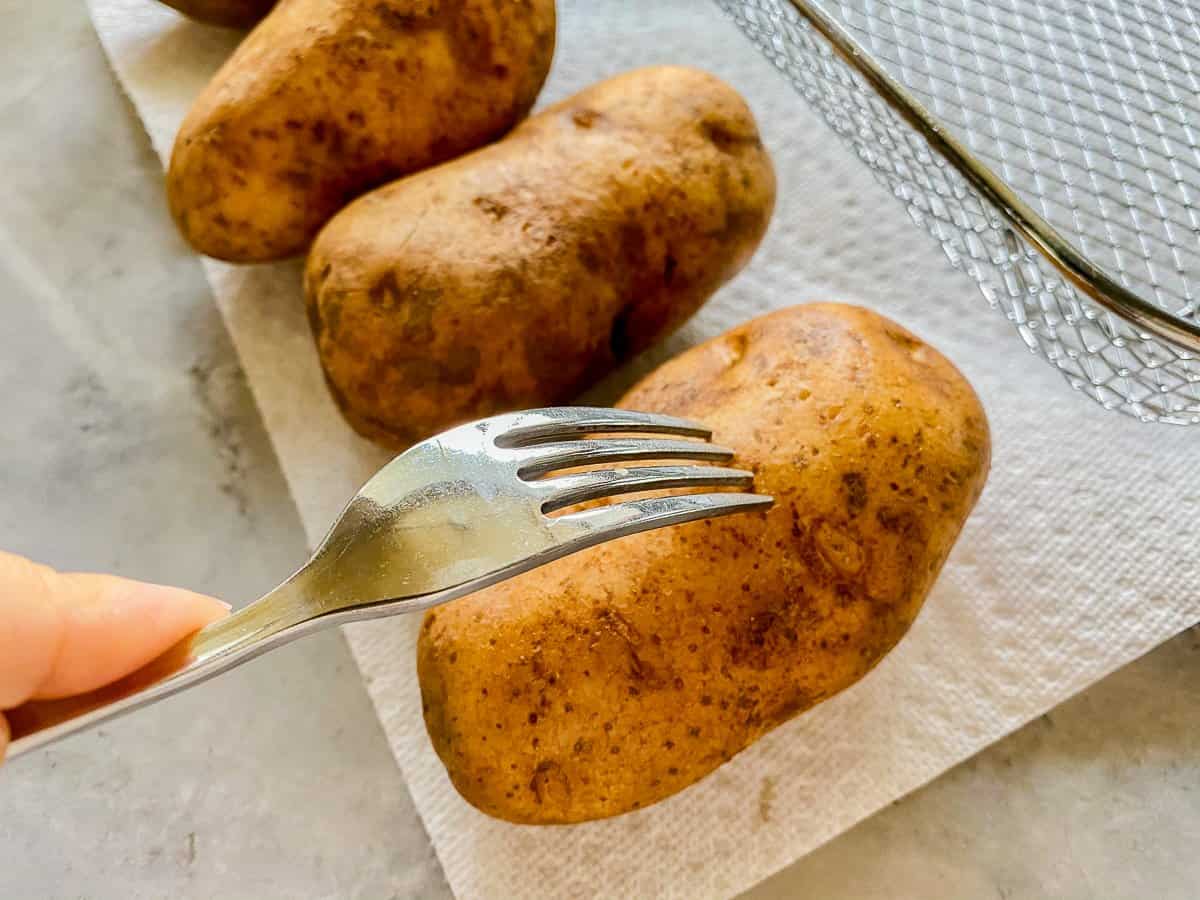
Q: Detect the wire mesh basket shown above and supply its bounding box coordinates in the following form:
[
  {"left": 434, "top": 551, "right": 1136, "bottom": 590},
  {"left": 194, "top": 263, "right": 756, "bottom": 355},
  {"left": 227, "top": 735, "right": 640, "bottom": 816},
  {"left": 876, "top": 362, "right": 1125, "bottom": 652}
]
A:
[{"left": 717, "top": 0, "right": 1200, "bottom": 424}]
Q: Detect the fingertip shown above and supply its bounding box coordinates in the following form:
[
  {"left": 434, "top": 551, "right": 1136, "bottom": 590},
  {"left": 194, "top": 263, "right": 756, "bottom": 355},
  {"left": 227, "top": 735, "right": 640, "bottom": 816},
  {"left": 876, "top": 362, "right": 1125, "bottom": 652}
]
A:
[
  {"left": 139, "top": 584, "right": 232, "bottom": 627},
  {"left": 0, "top": 714, "right": 9, "bottom": 764},
  {"left": 33, "top": 576, "right": 232, "bottom": 700}
]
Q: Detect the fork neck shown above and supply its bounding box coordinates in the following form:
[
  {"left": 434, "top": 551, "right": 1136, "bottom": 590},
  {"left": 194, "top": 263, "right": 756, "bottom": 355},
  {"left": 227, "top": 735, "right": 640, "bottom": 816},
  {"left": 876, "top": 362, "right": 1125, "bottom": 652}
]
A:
[{"left": 190, "top": 574, "right": 320, "bottom": 662}]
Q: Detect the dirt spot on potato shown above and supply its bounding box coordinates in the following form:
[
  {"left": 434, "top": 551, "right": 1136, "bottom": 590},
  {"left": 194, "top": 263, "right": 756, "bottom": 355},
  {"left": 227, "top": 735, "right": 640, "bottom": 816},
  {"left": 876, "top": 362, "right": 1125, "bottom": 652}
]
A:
[
  {"left": 529, "top": 759, "right": 571, "bottom": 805},
  {"left": 767, "top": 687, "right": 819, "bottom": 729},
  {"left": 875, "top": 505, "right": 924, "bottom": 540},
  {"left": 813, "top": 520, "right": 865, "bottom": 578},
  {"left": 372, "top": 2, "right": 435, "bottom": 31},
  {"left": 699, "top": 117, "right": 758, "bottom": 153},
  {"left": 596, "top": 607, "right": 668, "bottom": 688},
  {"left": 473, "top": 196, "right": 510, "bottom": 220},
  {"left": 367, "top": 274, "right": 443, "bottom": 344},
  {"left": 367, "top": 270, "right": 403, "bottom": 311},
  {"left": 841, "top": 471, "right": 868, "bottom": 517},
  {"left": 277, "top": 170, "right": 312, "bottom": 189},
  {"left": 446, "top": 2, "right": 508, "bottom": 79},
  {"left": 576, "top": 241, "right": 604, "bottom": 272},
  {"left": 571, "top": 108, "right": 600, "bottom": 128},
  {"left": 728, "top": 589, "right": 814, "bottom": 671},
  {"left": 713, "top": 207, "right": 766, "bottom": 244},
  {"left": 662, "top": 254, "right": 678, "bottom": 286}
]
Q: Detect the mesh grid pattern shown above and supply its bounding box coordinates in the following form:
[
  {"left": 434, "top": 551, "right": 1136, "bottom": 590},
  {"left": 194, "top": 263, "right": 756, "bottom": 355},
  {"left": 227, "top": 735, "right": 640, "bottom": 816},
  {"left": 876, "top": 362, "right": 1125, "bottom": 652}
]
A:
[{"left": 717, "top": 0, "right": 1200, "bottom": 423}]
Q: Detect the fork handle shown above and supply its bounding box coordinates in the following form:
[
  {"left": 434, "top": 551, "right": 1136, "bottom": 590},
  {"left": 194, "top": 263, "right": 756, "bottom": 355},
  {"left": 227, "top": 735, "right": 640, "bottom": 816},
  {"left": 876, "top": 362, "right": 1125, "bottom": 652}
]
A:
[{"left": 4, "top": 578, "right": 319, "bottom": 760}]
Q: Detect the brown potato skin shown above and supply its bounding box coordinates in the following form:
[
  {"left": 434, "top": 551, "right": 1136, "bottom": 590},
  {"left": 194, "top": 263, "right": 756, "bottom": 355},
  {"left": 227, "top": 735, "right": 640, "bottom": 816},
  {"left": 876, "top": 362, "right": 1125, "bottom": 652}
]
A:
[
  {"left": 417, "top": 304, "right": 991, "bottom": 824},
  {"left": 305, "top": 66, "right": 776, "bottom": 449},
  {"left": 156, "top": 0, "right": 276, "bottom": 28},
  {"left": 168, "top": 0, "right": 556, "bottom": 261}
]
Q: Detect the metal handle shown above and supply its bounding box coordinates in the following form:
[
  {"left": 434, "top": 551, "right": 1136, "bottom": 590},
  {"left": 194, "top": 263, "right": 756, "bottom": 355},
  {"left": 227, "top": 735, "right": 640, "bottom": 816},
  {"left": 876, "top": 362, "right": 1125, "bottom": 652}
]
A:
[{"left": 5, "top": 578, "right": 320, "bottom": 759}]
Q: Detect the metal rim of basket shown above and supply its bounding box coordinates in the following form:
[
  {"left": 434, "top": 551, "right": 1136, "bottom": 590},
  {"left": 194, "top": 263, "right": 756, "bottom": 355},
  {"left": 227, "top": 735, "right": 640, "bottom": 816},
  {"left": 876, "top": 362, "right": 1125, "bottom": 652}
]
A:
[{"left": 784, "top": 0, "right": 1200, "bottom": 356}]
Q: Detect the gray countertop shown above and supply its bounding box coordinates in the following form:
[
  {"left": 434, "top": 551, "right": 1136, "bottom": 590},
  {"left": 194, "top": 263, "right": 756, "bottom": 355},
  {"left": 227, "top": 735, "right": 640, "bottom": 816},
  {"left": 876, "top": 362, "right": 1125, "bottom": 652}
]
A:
[{"left": 1, "top": 3, "right": 1196, "bottom": 898}]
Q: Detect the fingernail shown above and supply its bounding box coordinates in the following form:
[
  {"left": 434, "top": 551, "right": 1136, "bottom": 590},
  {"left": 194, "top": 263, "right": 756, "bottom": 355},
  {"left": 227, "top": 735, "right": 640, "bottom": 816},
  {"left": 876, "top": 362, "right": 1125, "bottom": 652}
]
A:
[{"left": 217, "top": 600, "right": 233, "bottom": 612}]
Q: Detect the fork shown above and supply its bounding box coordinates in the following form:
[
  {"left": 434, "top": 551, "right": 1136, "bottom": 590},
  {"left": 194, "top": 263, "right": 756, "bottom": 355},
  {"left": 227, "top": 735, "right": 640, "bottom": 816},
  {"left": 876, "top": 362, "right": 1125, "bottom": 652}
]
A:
[{"left": 7, "top": 407, "right": 771, "bottom": 758}]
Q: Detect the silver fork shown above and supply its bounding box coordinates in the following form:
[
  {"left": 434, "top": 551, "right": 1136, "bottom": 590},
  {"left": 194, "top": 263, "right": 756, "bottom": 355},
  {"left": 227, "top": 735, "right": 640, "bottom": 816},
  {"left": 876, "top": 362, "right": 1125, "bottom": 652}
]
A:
[{"left": 7, "top": 407, "right": 770, "bottom": 758}]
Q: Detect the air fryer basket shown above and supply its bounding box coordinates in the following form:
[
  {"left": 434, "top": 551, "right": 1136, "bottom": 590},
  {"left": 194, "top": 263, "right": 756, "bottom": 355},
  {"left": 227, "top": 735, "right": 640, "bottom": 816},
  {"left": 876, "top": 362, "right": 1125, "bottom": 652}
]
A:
[{"left": 718, "top": 0, "right": 1200, "bottom": 423}]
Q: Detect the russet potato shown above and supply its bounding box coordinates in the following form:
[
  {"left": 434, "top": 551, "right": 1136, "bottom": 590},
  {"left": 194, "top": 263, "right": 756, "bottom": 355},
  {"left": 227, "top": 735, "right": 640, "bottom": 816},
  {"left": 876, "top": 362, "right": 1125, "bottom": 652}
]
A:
[
  {"left": 168, "top": 0, "right": 556, "bottom": 261},
  {"left": 417, "top": 303, "right": 990, "bottom": 824},
  {"left": 305, "top": 66, "right": 776, "bottom": 448}
]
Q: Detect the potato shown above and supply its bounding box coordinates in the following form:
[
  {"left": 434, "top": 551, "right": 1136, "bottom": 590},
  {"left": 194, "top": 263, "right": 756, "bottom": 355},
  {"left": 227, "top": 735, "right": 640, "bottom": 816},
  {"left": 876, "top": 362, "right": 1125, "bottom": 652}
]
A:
[
  {"left": 417, "top": 304, "right": 990, "bottom": 824},
  {"left": 168, "top": 0, "right": 556, "bottom": 261},
  {"left": 155, "top": 0, "right": 275, "bottom": 28},
  {"left": 305, "top": 66, "right": 776, "bottom": 449}
]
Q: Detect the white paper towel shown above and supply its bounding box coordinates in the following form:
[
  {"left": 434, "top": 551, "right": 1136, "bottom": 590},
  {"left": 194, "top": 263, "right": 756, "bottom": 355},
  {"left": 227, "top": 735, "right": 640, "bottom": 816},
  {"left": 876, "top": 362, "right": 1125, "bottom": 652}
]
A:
[{"left": 87, "top": 1, "right": 1200, "bottom": 897}]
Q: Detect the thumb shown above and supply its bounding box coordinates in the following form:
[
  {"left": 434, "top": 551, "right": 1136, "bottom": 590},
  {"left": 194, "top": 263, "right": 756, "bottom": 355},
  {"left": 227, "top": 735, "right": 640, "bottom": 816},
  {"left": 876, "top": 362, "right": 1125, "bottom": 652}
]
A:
[{"left": 0, "top": 552, "right": 230, "bottom": 708}]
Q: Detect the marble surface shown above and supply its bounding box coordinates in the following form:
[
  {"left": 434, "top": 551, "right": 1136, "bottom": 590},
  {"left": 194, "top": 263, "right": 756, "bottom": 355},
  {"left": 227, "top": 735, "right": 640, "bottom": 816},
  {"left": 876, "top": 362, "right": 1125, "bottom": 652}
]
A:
[
  {"left": 0, "top": 4, "right": 448, "bottom": 898},
  {"left": 0, "top": 3, "right": 1196, "bottom": 898}
]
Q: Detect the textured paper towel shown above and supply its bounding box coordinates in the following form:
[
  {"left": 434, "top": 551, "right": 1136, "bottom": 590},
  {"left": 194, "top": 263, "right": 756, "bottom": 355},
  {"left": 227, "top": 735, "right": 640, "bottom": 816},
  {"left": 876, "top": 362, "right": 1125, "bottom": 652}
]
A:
[{"left": 88, "top": 1, "right": 1200, "bottom": 897}]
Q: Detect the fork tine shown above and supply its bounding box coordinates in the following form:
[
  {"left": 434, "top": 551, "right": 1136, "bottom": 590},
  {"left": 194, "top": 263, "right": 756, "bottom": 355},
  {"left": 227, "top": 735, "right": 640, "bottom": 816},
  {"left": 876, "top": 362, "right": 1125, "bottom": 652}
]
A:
[
  {"left": 538, "top": 465, "right": 755, "bottom": 513},
  {"left": 550, "top": 492, "right": 774, "bottom": 543},
  {"left": 516, "top": 438, "right": 735, "bottom": 478},
  {"left": 495, "top": 407, "right": 711, "bottom": 447}
]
